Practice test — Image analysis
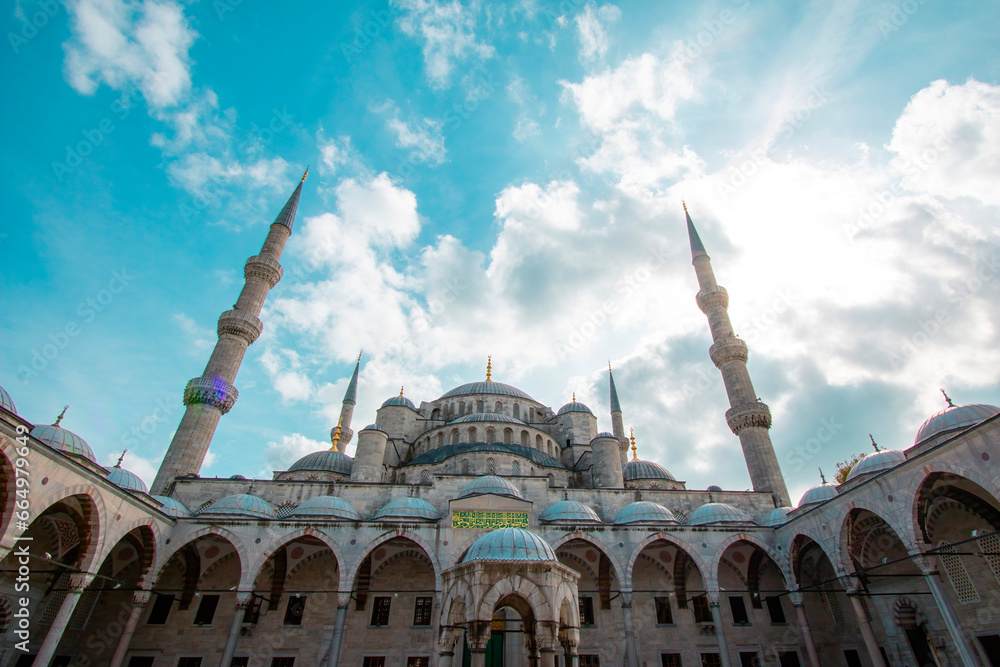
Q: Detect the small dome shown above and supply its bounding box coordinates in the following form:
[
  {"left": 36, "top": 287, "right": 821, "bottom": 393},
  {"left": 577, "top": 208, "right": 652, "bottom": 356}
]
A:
[
  {"left": 450, "top": 412, "right": 526, "bottom": 425},
  {"left": 0, "top": 385, "right": 16, "bottom": 414},
  {"left": 458, "top": 475, "right": 523, "bottom": 500},
  {"left": 688, "top": 502, "right": 754, "bottom": 525},
  {"left": 374, "top": 497, "right": 439, "bottom": 521},
  {"left": 707, "top": 485, "right": 723, "bottom": 492},
  {"left": 798, "top": 482, "right": 838, "bottom": 508},
  {"left": 538, "top": 500, "right": 602, "bottom": 523},
  {"left": 915, "top": 402, "right": 999, "bottom": 445},
  {"left": 200, "top": 493, "right": 275, "bottom": 519},
  {"left": 845, "top": 449, "right": 906, "bottom": 481},
  {"left": 592, "top": 432, "right": 616, "bottom": 441},
  {"left": 152, "top": 495, "right": 190, "bottom": 518},
  {"left": 288, "top": 450, "right": 353, "bottom": 475},
  {"left": 462, "top": 528, "right": 556, "bottom": 562},
  {"left": 557, "top": 401, "right": 593, "bottom": 416},
  {"left": 291, "top": 495, "right": 361, "bottom": 521},
  {"left": 440, "top": 382, "right": 534, "bottom": 401},
  {"left": 106, "top": 466, "right": 148, "bottom": 493},
  {"left": 613, "top": 501, "right": 678, "bottom": 524},
  {"left": 759, "top": 507, "right": 793, "bottom": 527},
  {"left": 230, "top": 474, "right": 247, "bottom": 480},
  {"left": 362, "top": 424, "right": 385, "bottom": 432},
  {"left": 31, "top": 423, "right": 96, "bottom": 461},
  {"left": 623, "top": 459, "right": 675, "bottom": 482},
  {"left": 381, "top": 395, "right": 417, "bottom": 409}
]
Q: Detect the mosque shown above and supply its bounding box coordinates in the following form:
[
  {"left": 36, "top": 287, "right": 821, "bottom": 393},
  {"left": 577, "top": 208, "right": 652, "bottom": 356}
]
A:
[{"left": 1, "top": 174, "right": 999, "bottom": 667}]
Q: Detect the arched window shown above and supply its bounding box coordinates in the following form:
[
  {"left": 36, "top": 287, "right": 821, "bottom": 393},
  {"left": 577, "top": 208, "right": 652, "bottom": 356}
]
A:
[
  {"left": 535, "top": 434, "right": 543, "bottom": 449},
  {"left": 476, "top": 400, "right": 485, "bottom": 413},
  {"left": 511, "top": 461, "right": 520, "bottom": 476},
  {"left": 458, "top": 402, "right": 466, "bottom": 417},
  {"left": 495, "top": 401, "right": 503, "bottom": 413},
  {"left": 468, "top": 427, "right": 477, "bottom": 442},
  {"left": 421, "top": 470, "right": 432, "bottom": 485},
  {"left": 513, "top": 403, "right": 520, "bottom": 419},
  {"left": 547, "top": 439, "right": 554, "bottom": 456},
  {"left": 504, "top": 428, "right": 513, "bottom": 445},
  {"left": 437, "top": 432, "right": 444, "bottom": 447},
  {"left": 461, "top": 459, "right": 470, "bottom": 475},
  {"left": 485, "top": 458, "right": 495, "bottom": 475},
  {"left": 451, "top": 429, "right": 459, "bottom": 445},
  {"left": 521, "top": 431, "right": 529, "bottom": 446},
  {"left": 398, "top": 473, "right": 406, "bottom": 484},
  {"left": 486, "top": 428, "right": 496, "bottom": 443},
  {"left": 431, "top": 408, "right": 441, "bottom": 421},
  {"left": 938, "top": 540, "right": 980, "bottom": 603},
  {"left": 529, "top": 407, "right": 535, "bottom": 422}
]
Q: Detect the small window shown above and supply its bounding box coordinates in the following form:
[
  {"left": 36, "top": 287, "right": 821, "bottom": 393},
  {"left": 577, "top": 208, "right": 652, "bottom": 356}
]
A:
[
  {"left": 511, "top": 461, "right": 520, "bottom": 475},
  {"left": 407, "top": 659, "right": 430, "bottom": 667},
  {"left": 700, "top": 655, "right": 721, "bottom": 667},
  {"left": 777, "top": 652, "right": 801, "bottom": 667},
  {"left": 661, "top": 654, "right": 682, "bottom": 667},
  {"left": 177, "top": 660, "right": 203, "bottom": 667},
  {"left": 654, "top": 597, "right": 673, "bottom": 625},
  {"left": 363, "top": 659, "right": 386, "bottom": 667},
  {"left": 579, "top": 657, "right": 600, "bottom": 667},
  {"left": 52, "top": 659, "right": 71, "bottom": 667},
  {"left": 147, "top": 593, "right": 175, "bottom": 625},
  {"left": 765, "top": 596, "right": 786, "bottom": 624},
  {"left": 413, "top": 597, "right": 433, "bottom": 626},
  {"left": 270, "top": 660, "right": 295, "bottom": 667},
  {"left": 283, "top": 596, "right": 306, "bottom": 626},
  {"left": 739, "top": 653, "right": 761, "bottom": 667},
  {"left": 127, "top": 659, "right": 156, "bottom": 667},
  {"left": 843, "top": 650, "right": 863, "bottom": 667},
  {"left": 476, "top": 400, "right": 484, "bottom": 412},
  {"left": 692, "top": 595, "right": 712, "bottom": 623},
  {"left": 579, "top": 596, "right": 595, "bottom": 626},
  {"left": 371, "top": 596, "right": 391, "bottom": 626},
  {"left": 728, "top": 595, "right": 750, "bottom": 626},
  {"left": 231, "top": 659, "right": 249, "bottom": 667},
  {"left": 193, "top": 595, "right": 219, "bottom": 626}
]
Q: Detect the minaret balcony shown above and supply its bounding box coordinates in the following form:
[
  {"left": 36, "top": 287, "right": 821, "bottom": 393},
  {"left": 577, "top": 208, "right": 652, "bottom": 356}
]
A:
[
  {"left": 709, "top": 337, "right": 748, "bottom": 367},
  {"left": 244, "top": 254, "right": 283, "bottom": 287},
  {"left": 725, "top": 400, "right": 772, "bottom": 434},
  {"left": 217, "top": 309, "right": 264, "bottom": 344},
  {"left": 184, "top": 376, "right": 239, "bottom": 413},
  {"left": 696, "top": 285, "right": 729, "bottom": 313}
]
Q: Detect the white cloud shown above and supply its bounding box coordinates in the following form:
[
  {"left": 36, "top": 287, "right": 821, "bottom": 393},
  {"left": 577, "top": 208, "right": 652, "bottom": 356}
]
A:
[
  {"left": 575, "top": 3, "right": 620, "bottom": 63},
  {"left": 166, "top": 154, "right": 291, "bottom": 203},
  {"left": 512, "top": 117, "right": 540, "bottom": 142},
  {"left": 171, "top": 313, "right": 214, "bottom": 353},
  {"left": 392, "top": 0, "right": 495, "bottom": 89},
  {"left": 385, "top": 115, "right": 447, "bottom": 167},
  {"left": 261, "top": 433, "right": 327, "bottom": 476},
  {"left": 104, "top": 449, "right": 163, "bottom": 490}
]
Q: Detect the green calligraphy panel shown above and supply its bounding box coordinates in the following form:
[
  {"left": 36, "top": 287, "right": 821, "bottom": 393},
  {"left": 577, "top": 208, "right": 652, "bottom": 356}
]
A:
[{"left": 451, "top": 510, "right": 528, "bottom": 529}]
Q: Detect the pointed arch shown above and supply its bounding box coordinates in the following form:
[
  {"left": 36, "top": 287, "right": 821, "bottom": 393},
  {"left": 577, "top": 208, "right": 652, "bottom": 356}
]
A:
[
  {"left": 835, "top": 500, "right": 916, "bottom": 573},
  {"left": 24, "top": 487, "right": 104, "bottom": 572},
  {"left": 550, "top": 532, "right": 626, "bottom": 586},
  {"left": 150, "top": 525, "right": 248, "bottom": 586},
  {"left": 478, "top": 574, "right": 553, "bottom": 621},
  {"left": 709, "top": 532, "right": 789, "bottom": 592},
  {"left": 626, "top": 532, "right": 709, "bottom": 590},
  {"left": 912, "top": 470, "right": 1000, "bottom": 545},
  {"left": 343, "top": 528, "right": 441, "bottom": 593},
  {"left": 246, "top": 528, "right": 346, "bottom": 593}
]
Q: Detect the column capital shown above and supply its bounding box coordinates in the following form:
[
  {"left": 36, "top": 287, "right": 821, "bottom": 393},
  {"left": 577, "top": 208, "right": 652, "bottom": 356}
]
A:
[
  {"left": 234, "top": 591, "right": 254, "bottom": 608},
  {"left": 786, "top": 591, "right": 805, "bottom": 607},
  {"left": 68, "top": 573, "right": 95, "bottom": 590},
  {"left": 132, "top": 590, "right": 152, "bottom": 606}
]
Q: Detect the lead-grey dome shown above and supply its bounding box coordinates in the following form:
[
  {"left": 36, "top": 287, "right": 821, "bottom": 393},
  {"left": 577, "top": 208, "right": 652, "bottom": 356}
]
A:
[
  {"left": 288, "top": 450, "right": 353, "bottom": 475},
  {"left": 798, "top": 482, "right": 838, "bottom": 508},
  {"left": 31, "top": 423, "right": 96, "bottom": 462},
  {"left": 557, "top": 401, "right": 593, "bottom": 416},
  {"left": 462, "top": 528, "right": 556, "bottom": 562},
  {"left": 457, "top": 475, "right": 523, "bottom": 500},
  {"left": 538, "top": 500, "right": 602, "bottom": 523},
  {"left": 688, "top": 502, "right": 754, "bottom": 525},
  {"left": 200, "top": 493, "right": 275, "bottom": 519},
  {"left": 381, "top": 395, "right": 417, "bottom": 409},
  {"left": 152, "top": 495, "right": 190, "bottom": 518},
  {"left": 0, "top": 385, "right": 15, "bottom": 414},
  {"left": 290, "top": 495, "right": 361, "bottom": 521},
  {"left": 106, "top": 465, "right": 148, "bottom": 493},
  {"left": 759, "top": 507, "right": 793, "bottom": 527},
  {"left": 623, "top": 459, "right": 675, "bottom": 482},
  {"left": 440, "top": 382, "right": 534, "bottom": 401},
  {"left": 845, "top": 449, "right": 906, "bottom": 481},
  {"left": 915, "top": 402, "right": 999, "bottom": 445},
  {"left": 450, "top": 412, "right": 526, "bottom": 425},
  {"left": 613, "top": 501, "right": 678, "bottom": 524},
  {"left": 374, "top": 497, "right": 439, "bottom": 521}
]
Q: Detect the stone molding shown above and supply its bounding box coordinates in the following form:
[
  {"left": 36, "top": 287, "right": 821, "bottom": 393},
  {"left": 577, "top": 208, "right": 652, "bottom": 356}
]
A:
[
  {"left": 696, "top": 285, "right": 729, "bottom": 312},
  {"left": 244, "top": 254, "right": 283, "bottom": 287},
  {"left": 217, "top": 309, "right": 263, "bottom": 345},
  {"left": 709, "top": 336, "right": 748, "bottom": 367},
  {"left": 725, "top": 400, "right": 772, "bottom": 434},
  {"left": 184, "top": 376, "right": 239, "bottom": 414}
]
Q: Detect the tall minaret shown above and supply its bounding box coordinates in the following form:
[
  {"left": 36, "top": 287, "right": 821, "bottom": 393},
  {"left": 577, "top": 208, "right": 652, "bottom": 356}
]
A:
[
  {"left": 608, "top": 363, "right": 628, "bottom": 466},
  {"left": 333, "top": 352, "right": 362, "bottom": 453},
  {"left": 684, "top": 204, "right": 790, "bottom": 506},
  {"left": 151, "top": 170, "right": 309, "bottom": 495}
]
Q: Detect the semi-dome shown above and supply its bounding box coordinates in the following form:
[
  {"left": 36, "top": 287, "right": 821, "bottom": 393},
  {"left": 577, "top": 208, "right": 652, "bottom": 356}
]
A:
[
  {"left": 798, "top": 482, "right": 838, "bottom": 508},
  {"left": 106, "top": 465, "right": 148, "bottom": 494},
  {"left": 288, "top": 449, "right": 353, "bottom": 475},
  {"left": 373, "top": 497, "right": 439, "bottom": 521},
  {"left": 688, "top": 502, "right": 754, "bottom": 525},
  {"left": 462, "top": 527, "right": 556, "bottom": 562},
  {"left": 613, "top": 501, "right": 678, "bottom": 524},
  {"left": 914, "top": 402, "right": 999, "bottom": 445},
  {"left": 557, "top": 400, "right": 593, "bottom": 416},
  {"left": 0, "top": 385, "right": 15, "bottom": 414},
  {"left": 381, "top": 395, "right": 417, "bottom": 410},
  {"left": 538, "top": 500, "right": 602, "bottom": 523},
  {"left": 623, "top": 459, "right": 675, "bottom": 482},
  {"left": 759, "top": 507, "right": 793, "bottom": 527},
  {"left": 290, "top": 495, "right": 361, "bottom": 521},
  {"left": 458, "top": 475, "right": 523, "bottom": 500},
  {"left": 845, "top": 448, "right": 906, "bottom": 481},
  {"left": 200, "top": 493, "right": 275, "bottom": 519},
  {"left": 440, "top": 382, "right": 534, "bottom": 401},
  {"left": 152, "top": 495, "right": 190, "bottom": 518},
  {"left": 31, "top": 422, "right": 96, "bottom": 462},
  {"left": 450, "top": 412, "right": 526, "bottom": 425}
]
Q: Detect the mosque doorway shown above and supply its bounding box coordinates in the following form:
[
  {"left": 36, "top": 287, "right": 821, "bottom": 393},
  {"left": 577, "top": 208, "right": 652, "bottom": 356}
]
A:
[
  {"left": 895, "top": 599, "right": 939, "bottom": 667},
  {"left": 461, "top": 600, "right": 530, "bottom": 667}
]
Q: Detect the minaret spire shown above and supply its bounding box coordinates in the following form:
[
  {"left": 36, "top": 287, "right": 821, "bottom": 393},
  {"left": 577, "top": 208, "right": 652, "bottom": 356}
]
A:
[
  {"left": 685, "top": 204, "right": 791, "bottom": 506},
  {"left": 608, "top": 362, "right": 628, "bottom": 465},
  {"left": 333, "top": 352, "right": 362, "bottom": 452},
  {"left": 152, "top": 170, "right": 309, "bottom": 495}
]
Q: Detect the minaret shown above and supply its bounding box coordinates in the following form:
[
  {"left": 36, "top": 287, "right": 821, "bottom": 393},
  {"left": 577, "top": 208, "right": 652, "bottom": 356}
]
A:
[
  {"left": 684, "top": 203, "right": 791, "bottom": 506},
  {"left": 333, "top": 352, "right": 362, "bottom": 452},
  {"left": 609, "top": 363, "right": 628, "bottom": 466},
  {"left": 151, "top": 170, "right": 309, "bottom": 495}
]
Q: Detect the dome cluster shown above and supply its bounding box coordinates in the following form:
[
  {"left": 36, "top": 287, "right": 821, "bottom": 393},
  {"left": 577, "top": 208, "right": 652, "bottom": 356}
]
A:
[
  {"left": 914, "top": 401, "right": 999, "bottom": 445},
  {"left": 458, "top": 475, "right": 522, "bottom": 500},
  {"left": 462, "top": 527, "right": 556, "bottom": 562}
]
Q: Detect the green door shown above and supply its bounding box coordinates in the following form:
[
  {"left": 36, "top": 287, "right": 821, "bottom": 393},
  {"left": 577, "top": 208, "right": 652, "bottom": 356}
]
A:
[{"left": 461, "top": 631, "right": 504, "bottom": 667}]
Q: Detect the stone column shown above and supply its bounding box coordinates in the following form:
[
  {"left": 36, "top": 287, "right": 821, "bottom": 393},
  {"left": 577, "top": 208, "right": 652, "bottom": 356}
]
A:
[
  {"left": 560, "top": 627, "right": 580, "bottom": 667},
  {"left": 922, "top": 568, "right": 978, "bottom": 667},
  {"left": 109, "top": 590, "right": 151, "bottom": 667},
  {"left": 788, "top": 592, "right": 819, "bottom": 667},
  {"left": 327, "top": 593, "right": 351, "bottom": 667},
  {"left": 33, "top": 573, "right": 93, "bottom": 666},
  {"left": 621, "top": 592, "right": 639, "bottom": 667},
  {"left": 846, "top": 585, "right": 886, "bottom": 667},
  {"left": 438, "top": 627, "right": 460, "bottom": 667},
  {"left": 219, "top": 592, "right": 252, "bottom": 667},
  {"left": 708, "top": 593, "right": 733, "bottom": 667}
]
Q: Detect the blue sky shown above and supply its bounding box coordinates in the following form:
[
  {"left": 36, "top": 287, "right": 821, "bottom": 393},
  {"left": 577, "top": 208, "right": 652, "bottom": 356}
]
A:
[{"left": 3, "top": 0, "right": 999, "bottom": 506}]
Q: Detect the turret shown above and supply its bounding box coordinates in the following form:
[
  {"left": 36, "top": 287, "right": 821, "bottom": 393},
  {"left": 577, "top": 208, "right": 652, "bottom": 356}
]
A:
[
  {"left": 685, "top": 203, "right": 791, "bottom": 506},
  {"left": 151, "top": 170, "right": 309, "bottom": 495},
  {"left": 590, "top": 431, "right": 624, "bottom": 488},
  {"left": 351, "top": 424, "right": 389, "bottom": 483}
]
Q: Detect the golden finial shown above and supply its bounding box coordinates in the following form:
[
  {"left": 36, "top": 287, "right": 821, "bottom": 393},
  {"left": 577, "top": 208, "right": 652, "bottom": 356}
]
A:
[
  {"left": 818, "top": 467, "right": 826, "bottom": 484},
  {"left": 301, "top": 167, "right": 309, "bottom": 183},
  {"left": 572, "top": 392, "right": 576, "bottom": 403},
  {"left": 486, "top": 356, "right": 492, "bottom": 382},
  {"left": 116, "top": 450, "right": 127, "bottom": 468},
  {"left": 399, "top": 386, "right": 405, "bottom": 398},
  {"left": 54, "top": 405, "right": 69, "bottom": 426},
  {"left": 331, "top": 417, "right": 343, "bottom": 451},
  {"left": 869, "top": 434, "right": 879, "bottom": 452},
  {"left": 630, "top": 428, "right": 638, "bottom": 461},
  {"left": 608, "top": 360, "right": 612, "bottom": 372},
  {"left": 357, "top": 350, "right": 363, "bottom": 363},
  {"left": 682, "top": 200, "right": 688, "bottom": 212},
  {"left": 940, "top": 388, "right": 955, "bottom": 408}
]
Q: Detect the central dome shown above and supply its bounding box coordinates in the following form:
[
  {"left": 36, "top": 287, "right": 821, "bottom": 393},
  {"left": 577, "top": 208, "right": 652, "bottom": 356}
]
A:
[
  {"left": 462, "top": 528, "right": 556, "bottom": 562},
  {"left": 439, "top": 382, "right": 534, "bottom": 401},
  {"left": 458, "top": 475, "right": 523, "bottom": 499},
  {"left": 450, "top": 412, "right": 526, "bottom": 425},
  {"left": 288, "top": 450, "right": 353, "bottom": 475}
]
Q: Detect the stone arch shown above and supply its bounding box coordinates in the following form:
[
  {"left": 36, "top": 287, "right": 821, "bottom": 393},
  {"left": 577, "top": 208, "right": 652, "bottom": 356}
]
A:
[
  {"left": 431, "top": 408, "right": 441, "bottom": 421},
  {"left": 835, "top": 501, "right": 915, "bottom": 573},
  {"left": 556, "top": 581, "right": 580, "bottom": 628},
  {"left": 93, "top": 518, "right": 160, "bottom": 583},
  {"left": 441, "top": 577, "right": 474, "bottom": 627},
  {"left": 555, "top": 551, "right": 599, "bottom": 584},
  {"left": 468, "top": 427, "right": 477, "bottom": 442},
  {"left": 892, "top": 596, "right": 929, "bottom": 629},
  {"left": 521, "top": 430, "right": 529, "bottom": 447},
  {"left": 551, "top": 533, "right": 626, "bottom": 586},
  {"left": 788, "top": 533, "right": 840, "bottom": 588},
  {"left": 486, "top": 427, "right": 495, "bottom": 443},
  {"left": 626, "top": 533, "right": 708, "bottom": 590},
  {"left": 912, "top": 470, "right": 1000, "bottom": 545},
  {"left": 370, "top": 548, "right": 434, "bottom": 584},
  {"left": 247, "top": 528, "right": 345, "bottom": 593},
  {"left": 504, "top": 428, "right": 513, "bottom": 445},
  {"left": 478, "top": 575, "right": 553, "bottom": 622},
  {"left": 839, "top": 507, "right": 921, "bottom": 582},
  {"left": 151, "top": 526, "right": 248, "bottom": 585},
  {"left": 0, "top": 444, "right": 17, "bottom": 541},
  {"left": 709, "top": 532, "right": 789, "bottom": 592},
  {"left": 28, "top": 487, "right": 104, "bottom": 572},
  {"left": 343, "top": 529, "right": 441, "bottom": 593},
  {"left": 451, "top": 429, "right": 459, "bottom": 445}
]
